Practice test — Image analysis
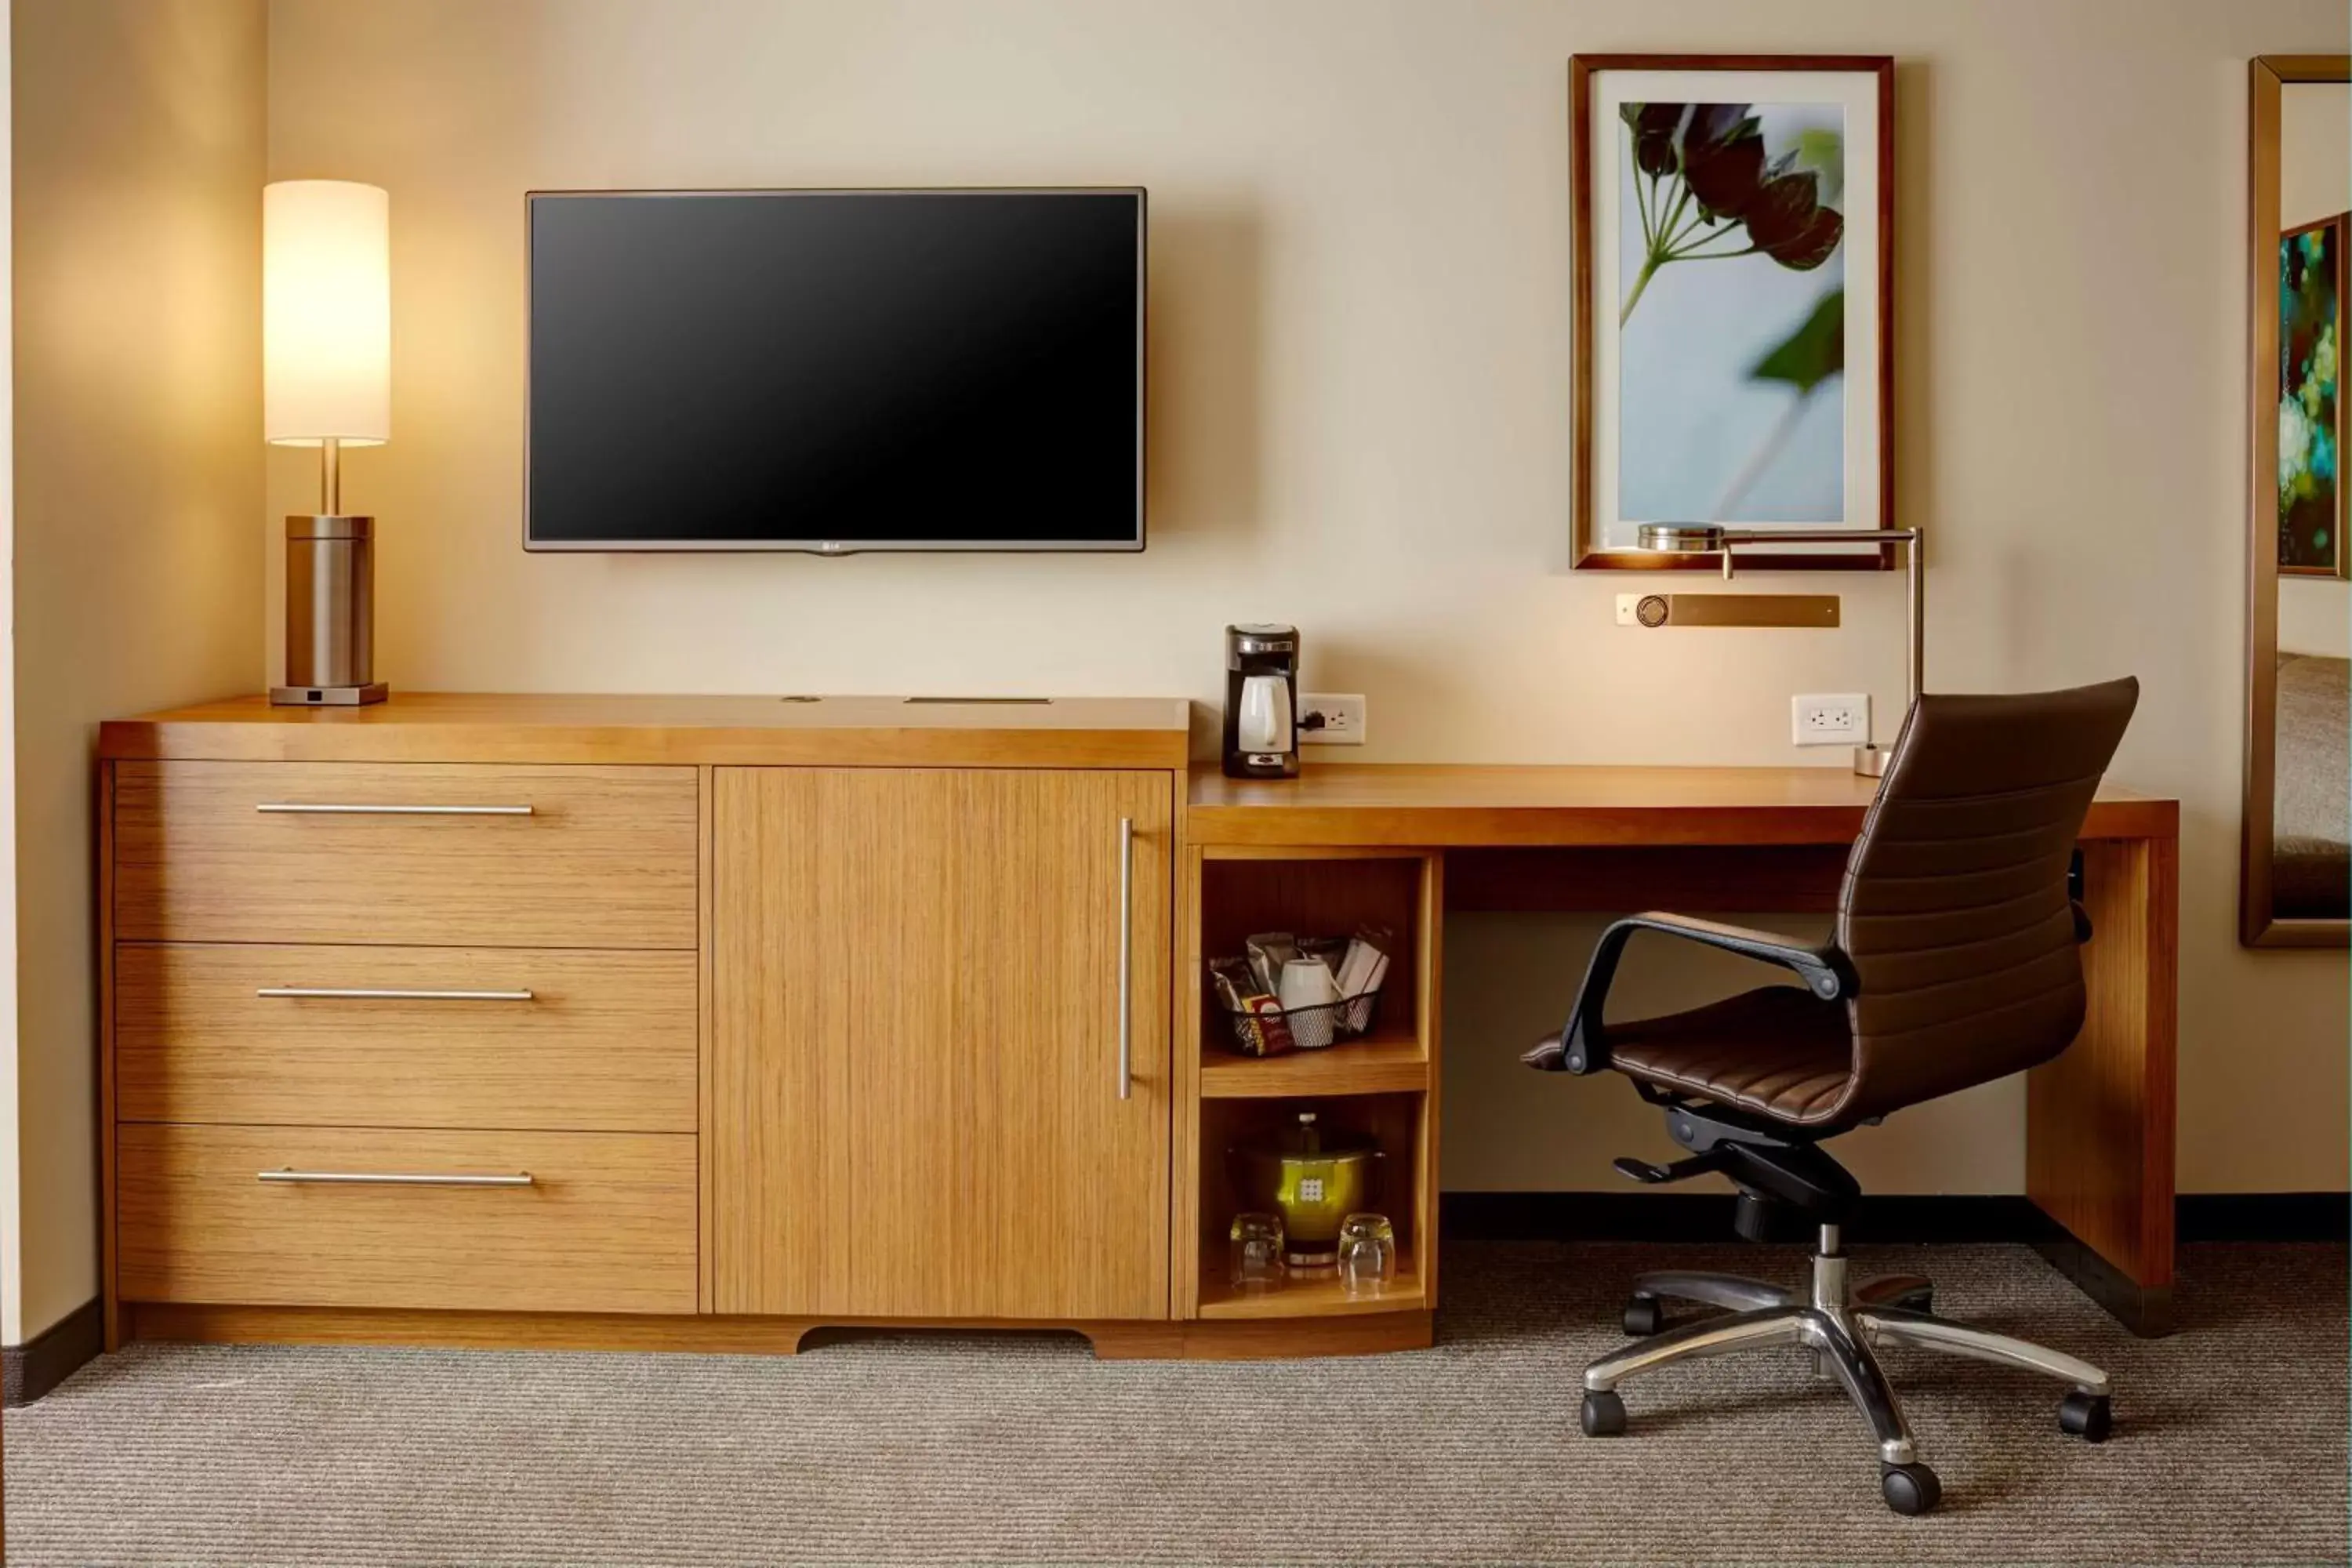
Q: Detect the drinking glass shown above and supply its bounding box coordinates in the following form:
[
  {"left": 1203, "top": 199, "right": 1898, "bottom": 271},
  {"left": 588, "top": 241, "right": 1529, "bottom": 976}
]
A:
[
  {"left": 1229, "top": 1211, "right": 1287, "bottom": 1290},
  {"left": 1335, "top": 1212, "right": 1397, "bottom": 1296}
]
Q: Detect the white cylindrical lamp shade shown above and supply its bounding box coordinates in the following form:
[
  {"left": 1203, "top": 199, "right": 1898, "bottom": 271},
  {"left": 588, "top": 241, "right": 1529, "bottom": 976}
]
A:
[{"left": 264, "top": 180, "right": 390, "bottom": 446}]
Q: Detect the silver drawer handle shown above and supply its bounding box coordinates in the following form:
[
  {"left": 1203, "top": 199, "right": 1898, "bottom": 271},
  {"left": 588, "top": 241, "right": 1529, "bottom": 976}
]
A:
[
  {"left": 257, "top": 986, "right": 534, "bottom": 1002},
  {"left": 259, "top": 1169, "right": 534, "bottom": 1188},
  {"left": 256, "top": 802, "right": 535, "bottom": 816}
]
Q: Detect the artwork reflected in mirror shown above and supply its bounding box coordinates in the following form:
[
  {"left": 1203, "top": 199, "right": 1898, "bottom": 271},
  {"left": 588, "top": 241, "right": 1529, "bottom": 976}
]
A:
[
  {"left": 2278, "top": 213, "right": 2346, "bottom": 579},
  {"left": 2246, "top": 62, "right": 2351, "bottom": 942}
]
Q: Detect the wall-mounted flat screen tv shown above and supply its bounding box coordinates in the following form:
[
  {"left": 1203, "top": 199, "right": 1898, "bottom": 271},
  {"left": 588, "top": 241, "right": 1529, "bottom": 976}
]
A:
[{"left": 526, "top": 188, "right": 1145, "bottom": 552}]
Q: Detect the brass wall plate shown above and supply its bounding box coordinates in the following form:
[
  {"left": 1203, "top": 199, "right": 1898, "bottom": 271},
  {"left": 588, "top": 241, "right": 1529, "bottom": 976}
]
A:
[{"left": 1616, "top": 593, "right": 1840, "bottom": 628}]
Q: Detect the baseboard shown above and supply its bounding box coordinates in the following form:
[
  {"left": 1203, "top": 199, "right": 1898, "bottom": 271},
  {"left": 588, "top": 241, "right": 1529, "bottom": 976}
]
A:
[
  {"left": 1443, "top": 1191, "right": 2350, "bottom": 1245},
  {"left": 4, "top": 1296, "right": 103, "bottom": 1406},
  {"left": 2178, "top": 1192, "right": 2350, "bottom": 1242}
]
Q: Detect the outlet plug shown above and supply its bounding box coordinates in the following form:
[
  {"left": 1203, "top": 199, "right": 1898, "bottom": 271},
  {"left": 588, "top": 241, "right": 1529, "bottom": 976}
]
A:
[
  {"left": 1299, "top": 693, "right": 1367, "bottom": 746},
  {"left": 1791, "top": 693, "right": 1870, "bottom": 746}
]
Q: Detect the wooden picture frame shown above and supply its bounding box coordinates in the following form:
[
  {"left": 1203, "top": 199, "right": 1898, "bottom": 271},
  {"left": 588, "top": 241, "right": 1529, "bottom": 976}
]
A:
[
  {"left": 2242, "top": 55, "right": 2350, "bottom": 948},
  {"left": 1570, "top": 54, "right": 1896, "bottom": 572}
]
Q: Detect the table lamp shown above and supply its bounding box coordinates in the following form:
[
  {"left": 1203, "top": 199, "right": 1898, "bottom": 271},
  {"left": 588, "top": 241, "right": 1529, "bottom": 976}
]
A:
[
  {"left": 1636, "top": 523, "right": 1923, "bottom": 777},
  {"left": 266, "top": 180, "right": 390, "bottom": 706}
]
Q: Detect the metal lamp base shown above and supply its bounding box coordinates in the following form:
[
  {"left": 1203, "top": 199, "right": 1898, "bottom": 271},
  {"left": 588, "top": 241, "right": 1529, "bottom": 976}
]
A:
[
  {"left": 1853, "top": 743, "right": 1893, "bottom": 778},
  {"left": 279, "top": 513, "right": 383, "bottom": 706},
  {"left": 270, "top": 682, "right": 389, "bottom": 707}
]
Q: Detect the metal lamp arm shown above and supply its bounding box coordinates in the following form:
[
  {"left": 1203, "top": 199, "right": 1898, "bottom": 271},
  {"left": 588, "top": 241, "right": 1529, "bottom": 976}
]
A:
[
  {"left": 1630, "top": 522, "right": 1924, "bottom": 774},
  {"left": 1704, "top": 526, "right": 1924, "bottom": 706}
]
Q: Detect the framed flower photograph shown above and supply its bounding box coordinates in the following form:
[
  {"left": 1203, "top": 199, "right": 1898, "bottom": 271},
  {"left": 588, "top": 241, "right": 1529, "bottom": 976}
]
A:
[
  {"left": 1571, "top": 55, "right": 1895, "bottom": 570},
  {"left": 2278, "top": 211, "right": 2347, "bottom": 579}
]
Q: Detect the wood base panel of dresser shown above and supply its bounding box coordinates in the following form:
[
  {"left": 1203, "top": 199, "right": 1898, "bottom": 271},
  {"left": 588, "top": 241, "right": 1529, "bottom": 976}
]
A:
[{"left": 119, "top": 1302, "right": 1437, "bottom": 1360}]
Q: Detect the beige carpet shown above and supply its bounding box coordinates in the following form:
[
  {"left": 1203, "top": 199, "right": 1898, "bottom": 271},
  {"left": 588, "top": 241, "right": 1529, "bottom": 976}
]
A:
[{"left": 5, "top": 1241, "right": 2345, "bottom": 1566}]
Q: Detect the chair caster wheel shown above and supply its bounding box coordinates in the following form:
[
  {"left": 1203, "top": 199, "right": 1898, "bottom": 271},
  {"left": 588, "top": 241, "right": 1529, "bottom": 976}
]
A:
[
  {"left": 1580, "top": 1389, "right": 1626, "bottom": 1437},
  {"left": 1621, "top": 1294, "right": 1664, "bottom": 1336},
  {"left": 2060, "top": 1390, "right": 2112, "bottom": 1442},
  {"left": 1880, "top": 1461, "right": 1941, "bottom": 1515}
]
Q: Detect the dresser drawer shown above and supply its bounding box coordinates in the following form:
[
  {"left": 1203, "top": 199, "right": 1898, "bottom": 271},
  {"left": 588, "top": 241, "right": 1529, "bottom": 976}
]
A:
[
  {"left": 111, "top": 760, "right": 699, "bottom": 948},
  {"left": 116, "top": 1125, "right": 698, "bottom": 1314},
  {"left": 116, "top": 944, "right": 698, "bottom": 1132}
]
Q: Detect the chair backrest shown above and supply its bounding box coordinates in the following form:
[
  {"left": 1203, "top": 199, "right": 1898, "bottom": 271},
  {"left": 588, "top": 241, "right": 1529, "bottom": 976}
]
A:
[{"left": 1833, "top": 677, "right": 2140, "bottom": 1121}]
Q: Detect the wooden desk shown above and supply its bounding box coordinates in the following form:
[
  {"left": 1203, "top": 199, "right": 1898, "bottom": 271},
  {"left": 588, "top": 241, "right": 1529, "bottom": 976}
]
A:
[
  {"left": 1179, "top": 763, "right": 2180, "bottom": 1338},
  {"left": 91, "top": 698, "right": 2177, "bottom": 1367}
]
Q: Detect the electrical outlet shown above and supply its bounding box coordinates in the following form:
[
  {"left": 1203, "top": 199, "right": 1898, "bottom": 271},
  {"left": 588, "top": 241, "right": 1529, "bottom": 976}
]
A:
[
  {"left": 1299, "top": 692, "right": 1367, "bottom": 746},
  {"left": 1791, "top": 693, "right": 1870, "bottom": 746}
]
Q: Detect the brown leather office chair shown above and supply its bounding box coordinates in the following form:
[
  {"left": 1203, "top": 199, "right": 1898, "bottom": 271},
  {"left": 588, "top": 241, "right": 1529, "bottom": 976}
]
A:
[{"left": 1525, "top": 677, "right": 2139, "bottom": 1516}]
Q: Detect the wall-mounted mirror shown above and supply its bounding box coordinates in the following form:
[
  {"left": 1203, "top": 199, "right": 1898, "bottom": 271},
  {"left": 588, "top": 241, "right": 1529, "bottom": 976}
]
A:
[{"left": 2245, "top": 56, "right": 2352, "bottom": 946}]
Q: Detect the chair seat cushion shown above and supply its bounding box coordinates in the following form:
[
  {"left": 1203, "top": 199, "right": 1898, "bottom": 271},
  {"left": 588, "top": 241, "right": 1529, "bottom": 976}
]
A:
[{"left": 1606, "top": 986, "right": 1856, "bottom": 1125}]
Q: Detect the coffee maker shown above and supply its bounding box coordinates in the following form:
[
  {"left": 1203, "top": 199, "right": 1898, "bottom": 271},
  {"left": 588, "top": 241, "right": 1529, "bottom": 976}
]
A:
[{"left": 1223, "top": 624, "right": 1301, "bottom": 779}]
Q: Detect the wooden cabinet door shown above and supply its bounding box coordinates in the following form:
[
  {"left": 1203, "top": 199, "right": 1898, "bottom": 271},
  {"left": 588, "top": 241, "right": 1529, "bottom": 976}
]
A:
[{"left": 712, "top": 768, "right": 1171, "bottom": 1321}]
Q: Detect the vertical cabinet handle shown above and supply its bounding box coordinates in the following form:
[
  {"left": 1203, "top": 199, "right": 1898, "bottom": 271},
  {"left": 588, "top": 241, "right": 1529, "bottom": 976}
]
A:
[{"left": 1117, "top": 815, "right": 1134, "bottom": 1102}]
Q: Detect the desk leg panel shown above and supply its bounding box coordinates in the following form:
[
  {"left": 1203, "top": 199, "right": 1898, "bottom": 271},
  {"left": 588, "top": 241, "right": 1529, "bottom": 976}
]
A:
[{"left": 2027, "top": 835, "right": 2178, "bottom": 1335}]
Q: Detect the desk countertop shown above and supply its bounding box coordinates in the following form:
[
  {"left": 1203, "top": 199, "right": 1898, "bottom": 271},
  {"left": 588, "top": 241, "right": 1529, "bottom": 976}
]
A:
[
  {"left": 1188, "top": 763, "right": 2176, "bottom": 848},
  {"left": 93, "top": 698, "right": 2180, "bottom": 847}
]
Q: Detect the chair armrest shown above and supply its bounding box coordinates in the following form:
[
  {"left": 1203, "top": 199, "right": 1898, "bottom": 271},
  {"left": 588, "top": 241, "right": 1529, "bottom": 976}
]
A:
[{"left": 1545, "top": 913, "right": 1853, "bottom": 1076}]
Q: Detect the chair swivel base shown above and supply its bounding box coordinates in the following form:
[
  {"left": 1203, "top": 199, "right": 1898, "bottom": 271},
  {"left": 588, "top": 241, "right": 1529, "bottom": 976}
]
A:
[{"left": 1578, "top": 1229, "right": 2112, "bottom": 1515}]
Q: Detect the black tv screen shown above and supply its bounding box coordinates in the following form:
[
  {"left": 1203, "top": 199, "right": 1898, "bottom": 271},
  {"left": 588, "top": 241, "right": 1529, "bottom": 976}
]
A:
[{"left": 526, "top": 189, "right": 1144, "bottom": 551}]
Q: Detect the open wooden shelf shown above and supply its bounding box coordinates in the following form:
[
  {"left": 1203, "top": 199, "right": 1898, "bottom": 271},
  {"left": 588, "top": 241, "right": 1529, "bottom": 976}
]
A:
[
  {"left": 1198, "top": 1031, "right": 1430, "bottom": 1098},
  {"left": 1196, "top": 1246, "right": 1425, "bottom": 1319},
  {"left": 1181, "top": 847, "right": 1443, "bottom": 1327}
]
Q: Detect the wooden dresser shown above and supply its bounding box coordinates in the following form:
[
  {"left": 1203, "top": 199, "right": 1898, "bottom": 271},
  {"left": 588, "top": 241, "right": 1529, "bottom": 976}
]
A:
[{"left": 97, "top": 693, "right": 1290, "bottom": 1359}]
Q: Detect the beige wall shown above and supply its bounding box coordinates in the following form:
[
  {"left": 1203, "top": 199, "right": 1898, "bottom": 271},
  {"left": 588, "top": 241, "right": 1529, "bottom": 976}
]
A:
[
  {"left": 9, "top": 0, "right": 265, "bottom": 1341},
  {"left": 263, "top": 0, "right": 2347, "bottom": 1199}
]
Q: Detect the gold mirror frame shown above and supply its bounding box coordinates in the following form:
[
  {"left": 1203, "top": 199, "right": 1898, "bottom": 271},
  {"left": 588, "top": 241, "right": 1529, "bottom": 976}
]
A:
[{"left": 2243, "top": 55, "right": 2351, "bottom": 947}]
